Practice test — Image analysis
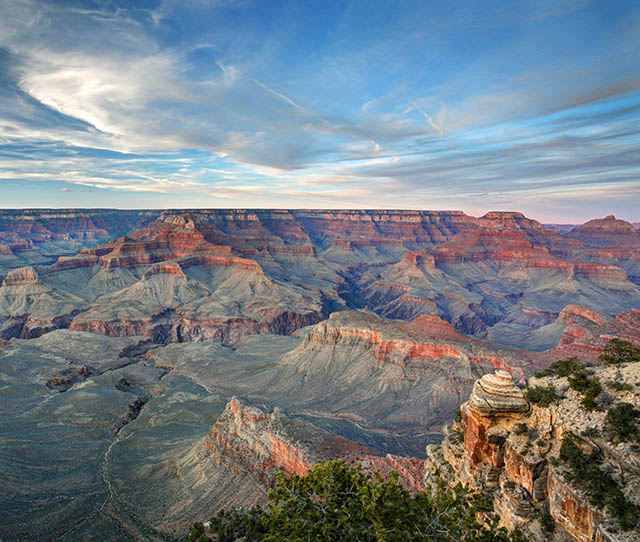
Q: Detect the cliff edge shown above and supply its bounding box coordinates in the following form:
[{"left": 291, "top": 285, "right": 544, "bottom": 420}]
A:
[{"left": 425, "top": 357, "right": 640, "bottom": 542}]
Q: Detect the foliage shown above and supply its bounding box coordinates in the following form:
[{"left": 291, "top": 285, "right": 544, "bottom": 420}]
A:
[
  {"left": 512, "top": 423, "right": 538, "bottom": 443},
  {"left": 540, "top": 511, "right": 555, "bottom": 535},
  {"left": 207, "top": 508, "right": 265, "bottom": 542},
  {"left": 559, "top": 435, "right": 638, "bottom": 530},
  {"left": 454, "top": 409, "right": 462, "bottom": 423},
  {"left": 188, "top": 460, "right": 530, "bottom": 541},
  {"left": 534, "top": 357, "right": 607, "bottom": 410},
  {"left": 567, "top": 370, "right": 602, "bottom": 411},
  {"left": 581, "top": 426, "right": 599, "bottom": 438},
  {"left": 186, "top": 521, "right": 212, "bottom": 542},
  {"left": 450, "top": 426, "right": 464, "bottom": 444},
  {"left": 599, "top": 339, "right": 640, "bottom": 365},
  {"left": 514, "top": 423, "right": 528, "bottom": 435},
  {"left": 536, "top": 357, "right": 584, "bottom": 378},
  {"left": 606, "top": 380, "right": 633, "bottom": 392},
  {"left": 605, "top": 402, "right": 640, "bottom": 442},
  {"left": 525, "top": 384, "right": 562, "bottom": 407}
]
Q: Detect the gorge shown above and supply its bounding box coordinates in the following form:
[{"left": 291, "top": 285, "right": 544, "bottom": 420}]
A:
[{"left": 0, "top": 209, "right": 639, "bottom": 541}]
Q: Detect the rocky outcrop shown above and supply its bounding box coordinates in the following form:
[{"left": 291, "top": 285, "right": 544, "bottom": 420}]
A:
[
  {"left": 45, "top": 364, "right": 97, "bottom": 392},
  {"left": 425, "top": 364, "right": 640, "bottom": 541},
  {"left": 467, "top": 370, "right": 529, "bottom": 416},
  {"left": 0, "top": 266, "right": 85, "bottom": 339},
  {"left": 302, "top": 311, "right": 536, "bottom": 377},
  {"left": 558, "top": 305, "right": 606, "bottom": 326},
  {"left": 69, "top": 308, "right": 323, "bottom": 344},
  {"left": 2, "top": 266, "right": 41, "bottom": 286},
  {"left": 206, "top": 397, "right": 425, "bottom": 494},
  {"left": 574, "top": 262, "right": 628, "bottom": 282}
]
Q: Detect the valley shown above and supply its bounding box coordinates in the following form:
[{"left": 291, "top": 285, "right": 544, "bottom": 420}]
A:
[{"left": 0, "top": 209, "right": 639, "bottom": 540}]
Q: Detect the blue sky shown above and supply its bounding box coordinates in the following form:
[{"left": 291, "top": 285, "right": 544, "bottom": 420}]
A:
[{"left": 0, "top": 0, "right": 639, "bottom": 222}]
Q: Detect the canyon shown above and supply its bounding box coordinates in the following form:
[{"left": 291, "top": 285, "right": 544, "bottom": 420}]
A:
[
  {"left": 0, "top": 209, "right": 639, "bottom": 541},
  {"left": 425, "top": 364, "right": 640, "bottom": 541}
]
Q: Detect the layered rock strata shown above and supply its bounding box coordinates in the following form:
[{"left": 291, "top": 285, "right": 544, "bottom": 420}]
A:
[
  {"left": 2, "top": 209, "right": 640, "bottom": 351},
  {"left": 425, "top": 366, "right": 640, "bottom": 542},
  {"left": 206, "top": 397, "right": 426, "bottom": 496}
]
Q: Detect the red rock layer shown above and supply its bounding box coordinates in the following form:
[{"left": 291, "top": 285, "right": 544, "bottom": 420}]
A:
[
  {"left": 548, "top": 308, "right": 640, "bottom": 363},
  {"left": 205, "top": 398, "right": 425, "bottom": 494},
  {"left": 302, "top": 313, "right": 537, "bottom": 381},
  {"left": 566, "top": 215, "right": 640, "bottom": 248},
  {"left": 304, "top": 319, "right": 466, "bottom": 366}
]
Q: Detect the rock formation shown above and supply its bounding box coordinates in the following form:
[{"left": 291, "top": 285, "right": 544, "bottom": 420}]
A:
[
  {"left": 1, "top": 209, "right": 640, "bottom": 349},
  {"left": 206, "top": 397, "right": 426, "bottom": 498},
  {"left": 567, "top": 215, "right": 640, "bottom": 248},
  {"left": 425, "top": 363, "right": 640, "bottom": 542},
  {"left": 467, "top": 370, "right": 529, "bottom": 416}
]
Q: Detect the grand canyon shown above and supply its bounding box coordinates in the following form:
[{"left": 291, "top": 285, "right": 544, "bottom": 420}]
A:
[{"left": 0, "top": 208, "right": 639, "bottom": 541}]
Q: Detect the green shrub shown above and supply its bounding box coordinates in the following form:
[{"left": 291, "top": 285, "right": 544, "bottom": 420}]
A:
[
  {"left": 514, "top": 423, "right": 528, "bottom": 435},
  {"left": 188, "top": 461, "right": 529, "bottom": 541},
  {"left": 567, "top": 371, "right": 602, "bottom": 411},
  {"left": 537, "top": 356, "right": 604, "bottom": 410},
  {"left": 513, "top": 423, "right": 539, "bottom": 441},
  {"left": 525, "top": 384, "right": 562, "bottom": 407},
  {"left": 599, "top": 339, "right": 640, "bottom": 365},
  {"left": 207, "top": 508, "right": 265, "bottom": 542},
  {"left": 186, "top": 521, "right": 211, "bottom": 542},
  {"left": 559, "top": 435, "right": 638, "bottom": 530},
  {"left": 606, "top": 402, "right": 640, "bottom": 442},
  {"left": 450, "top": 427, "right": 464, "bottom": 444},
  {"left": 581, "top": 426, "right": 599, "bottom": 438},
  {"left": 606, "top": 381, "right": 633, "bottom": 392},
  {"left": 540, "top": 511, "right": 555, "bottom": 535},
  {"left": 536, "top": 357, "right": 584, "bottom": 378}
]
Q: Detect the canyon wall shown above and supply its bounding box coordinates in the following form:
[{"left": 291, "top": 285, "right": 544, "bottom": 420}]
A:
[{"left": 425, "top": 365, "right": 640, "bottom": 542}]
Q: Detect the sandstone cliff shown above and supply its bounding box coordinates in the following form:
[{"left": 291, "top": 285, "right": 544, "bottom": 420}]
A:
[
  {"left": 425, "top": 363, "right": 640, "bottom": 542},
  {"left": 2, "top": 208, "right": 640, "bottom": 353},
  {"left": 205, "top": 397, "right": 426, "bottom": 503}
]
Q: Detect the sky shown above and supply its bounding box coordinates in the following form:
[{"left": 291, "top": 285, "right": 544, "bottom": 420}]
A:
[{"left": 0, "top": 0, "right": 639, "bottom": 222}]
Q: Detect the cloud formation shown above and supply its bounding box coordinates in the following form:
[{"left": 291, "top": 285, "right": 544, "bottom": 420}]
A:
[{"left": 0, "top": 0, "right": 639, "bottom": 221}]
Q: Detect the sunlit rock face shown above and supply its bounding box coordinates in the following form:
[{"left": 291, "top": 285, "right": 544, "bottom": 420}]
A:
[
  {"left": 205, "top": 397, "right": 426, "bottom": 497},
  {"left": 1, "top": 209, "right": 640, "bottom": 349},
  {"left": 467, "top": 370, "right": 529, "bottom": 416},
  {"left": 426, "top": 365, "right": 640, "bottom": 542}
]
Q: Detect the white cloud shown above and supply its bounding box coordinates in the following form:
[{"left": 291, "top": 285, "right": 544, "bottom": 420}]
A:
[{"left": 408, "top": 101, "right": 445, "bottom": 136}]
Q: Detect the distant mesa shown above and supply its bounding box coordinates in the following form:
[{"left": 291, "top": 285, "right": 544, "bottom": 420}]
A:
[
  {"left": 0, "top": 208, "right": 639, "bottom": 350},
  {"left": 567, "top": 214, "right": 640, "bottom": 247}
]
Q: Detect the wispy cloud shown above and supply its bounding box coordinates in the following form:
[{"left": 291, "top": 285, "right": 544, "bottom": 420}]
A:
[
  {"left": 0, "top": 0, "right": 638, "bottom": 221},
  {"left": 407, "top": 101, "right": 445, "bottom": 136}
]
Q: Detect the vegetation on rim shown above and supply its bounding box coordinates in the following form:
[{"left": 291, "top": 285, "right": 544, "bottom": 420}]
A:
[
  {"left": 559, "top": 435, "right": 638, "bottom": 530},
  {"left": 186, "top": 460, "right": 528, "bottom": 541}
]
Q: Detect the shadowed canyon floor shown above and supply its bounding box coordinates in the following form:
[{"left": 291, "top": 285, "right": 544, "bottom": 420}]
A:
[{"left": 0, "top": 209, "right": 639, "bottom": 540}]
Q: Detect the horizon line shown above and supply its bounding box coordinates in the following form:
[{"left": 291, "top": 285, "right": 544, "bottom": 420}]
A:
[{"left": 0, "top": 207, "right": 638, "bottom": 225}]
